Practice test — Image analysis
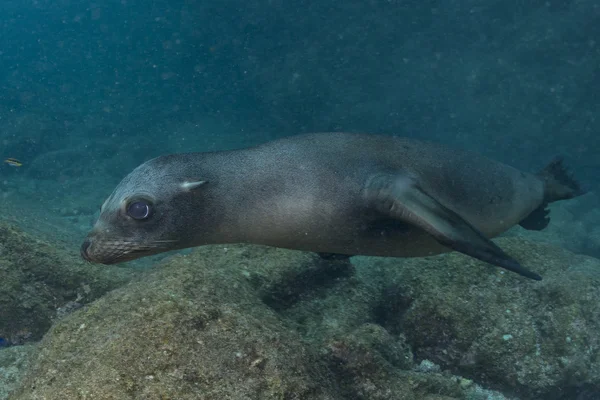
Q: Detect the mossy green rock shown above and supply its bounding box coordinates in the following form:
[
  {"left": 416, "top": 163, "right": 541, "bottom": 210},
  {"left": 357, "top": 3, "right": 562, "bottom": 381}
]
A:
[
  {"left": 357, "top": 237, "right": 600, "bottom": 399},
  {"left": 11, "top": 238, "right": 599, "bottom": 399},
  {"left": 11, "top": 247, "right": 340, "bottom": 399},
  {"left": 11, "top": 245, "right": 474, "bottom": 400},
  {"left": 0, "top": 345, "right": 35, "bottom": 400},
  {"left": 0, "top": 222, "right": 136, "bottom": 343}
]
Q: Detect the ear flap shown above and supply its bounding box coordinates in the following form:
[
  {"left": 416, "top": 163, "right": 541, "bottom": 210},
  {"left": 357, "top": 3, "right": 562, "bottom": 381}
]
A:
[{"left": 180, "top": 180, "right": 208, "bottom": 191}]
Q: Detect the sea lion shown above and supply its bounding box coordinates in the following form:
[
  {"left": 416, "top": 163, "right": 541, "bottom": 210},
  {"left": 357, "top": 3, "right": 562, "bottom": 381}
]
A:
[{"left": 81, "top": 132, "right": 584, "bottom": 280}]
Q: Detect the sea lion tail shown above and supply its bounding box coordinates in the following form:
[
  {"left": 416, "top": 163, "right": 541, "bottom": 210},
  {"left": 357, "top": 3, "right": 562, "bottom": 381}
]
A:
[
  {"left": 519, "top": 157, "right": 585, "bottom": 231},
  {"left": 537, "top": 156, "right": 586, "bottom": 203}
]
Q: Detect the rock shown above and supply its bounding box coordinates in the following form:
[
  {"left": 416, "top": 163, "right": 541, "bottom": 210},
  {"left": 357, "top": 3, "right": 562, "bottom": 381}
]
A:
[
  {"left": 218, "top": 245, "right": 385, "bottom": 342},
  {"left": 355, "top": 237, "right": 600, "bottom": 399},
  {"left": 0, "top": 345, "right": 35, "bottom": 400},
  {"left": 0, "top": 222, "right": 136, "bottom": 344},
  {"left": 11, "top": 238, "right": 600, "bottom": 399},
  {"left": 11, "top": 245, "right": 477, "bottom": 400},
  {"left": 11, "top": 246, "right": 341, "bottom": 399}
]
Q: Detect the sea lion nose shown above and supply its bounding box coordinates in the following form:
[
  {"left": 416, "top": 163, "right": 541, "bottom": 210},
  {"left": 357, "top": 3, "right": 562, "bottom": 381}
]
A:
[{"left": 80, "top": 239, "right": 92, "bottom": 261}]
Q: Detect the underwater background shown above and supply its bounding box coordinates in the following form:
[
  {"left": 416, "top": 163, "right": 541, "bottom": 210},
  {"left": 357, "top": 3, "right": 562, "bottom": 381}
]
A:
[{"left": 0, "top": 1, "right": 599, "bottom": 399}]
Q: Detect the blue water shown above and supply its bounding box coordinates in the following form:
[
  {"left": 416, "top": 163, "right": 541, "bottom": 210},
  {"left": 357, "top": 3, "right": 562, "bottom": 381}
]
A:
[{"left": 1, "top": 1, "right": 599, "bottom": 399}]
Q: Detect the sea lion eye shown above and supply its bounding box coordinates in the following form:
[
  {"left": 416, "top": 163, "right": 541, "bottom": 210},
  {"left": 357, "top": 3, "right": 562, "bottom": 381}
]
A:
[{"left": 127, "top": 201, "right": 151, "bottom": 220}]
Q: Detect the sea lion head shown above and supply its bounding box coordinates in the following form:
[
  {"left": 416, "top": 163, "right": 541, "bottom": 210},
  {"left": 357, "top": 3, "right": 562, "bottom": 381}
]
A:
[{"left": 81, "top": 155, "right": 209, "bottom": 264}]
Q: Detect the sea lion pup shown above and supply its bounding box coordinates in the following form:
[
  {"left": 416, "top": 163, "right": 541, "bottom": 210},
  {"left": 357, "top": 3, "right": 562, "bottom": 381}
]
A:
[{"left": 81, "top": 132, "right": 585, "bottom": 280}]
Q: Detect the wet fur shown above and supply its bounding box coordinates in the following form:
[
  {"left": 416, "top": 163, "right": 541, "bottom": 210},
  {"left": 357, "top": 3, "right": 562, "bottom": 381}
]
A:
[{"left": 83, "top": 132, "right": 575, "bottom": 273}]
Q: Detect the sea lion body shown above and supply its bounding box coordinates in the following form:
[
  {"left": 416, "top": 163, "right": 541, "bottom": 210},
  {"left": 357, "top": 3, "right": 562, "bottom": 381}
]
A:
[{"left": 82, "top": 133, "right": 582, "bottom": 280}]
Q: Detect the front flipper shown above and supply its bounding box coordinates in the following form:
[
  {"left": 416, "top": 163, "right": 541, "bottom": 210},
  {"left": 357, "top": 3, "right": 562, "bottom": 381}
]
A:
[{"left": 363, "top": 173, "right": 542, "bottom": 281}]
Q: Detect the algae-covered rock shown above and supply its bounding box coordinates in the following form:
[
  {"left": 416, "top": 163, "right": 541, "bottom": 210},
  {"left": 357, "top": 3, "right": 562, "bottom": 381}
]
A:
[
  {"left": 11, "top": 237, "right": 600, "bottom": 399},
  {"left": 12, "top": 246, "right": 341, "bottom": 400},
  {"left": 0, "top": 222, "right": 136, "bottom": 344},
  {"left": 325, "top": 323, "right": 462, "bottom": 400},
  {"left": 238, "top": 245, "right": 380, "bottom": 341},
  {"left": 356, "top": 237, "right": 600, "bottom": 399},
  {"left": 0, "top": 345, "right": 35, "bottom": 400},
  {"left": 11, "top": 245, "right": 476, "bottom": 400}
]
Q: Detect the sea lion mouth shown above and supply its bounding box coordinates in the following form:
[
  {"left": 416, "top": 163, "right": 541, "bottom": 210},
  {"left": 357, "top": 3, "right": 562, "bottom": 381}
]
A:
[{"left": 80, "top": 238, "right": 178, "bottom": 264}]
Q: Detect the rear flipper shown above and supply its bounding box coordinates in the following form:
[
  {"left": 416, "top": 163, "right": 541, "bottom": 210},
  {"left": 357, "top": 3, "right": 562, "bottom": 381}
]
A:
[
  {"left": 364, "top": 173, "right": 542, "bottom": 280},
  {"left": 519, "top": 157, "right": 586, "bottom": 231}
]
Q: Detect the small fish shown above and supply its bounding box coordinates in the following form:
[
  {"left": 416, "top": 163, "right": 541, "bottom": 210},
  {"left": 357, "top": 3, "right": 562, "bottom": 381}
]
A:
[
  {"left": 0, "top": 337, "right": 10, "bottom": 348},
  {"left": 4, "top": 158, "right": 22, "bottom": 167}
]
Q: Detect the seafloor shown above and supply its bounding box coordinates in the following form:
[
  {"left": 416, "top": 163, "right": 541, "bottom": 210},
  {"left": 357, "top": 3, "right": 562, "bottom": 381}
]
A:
[
  {"left": 1, "top": 1, "right": 599, "bottom": 395},
  {"left": 0, "top": 116, "right": 600, "bottom": 399}
]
